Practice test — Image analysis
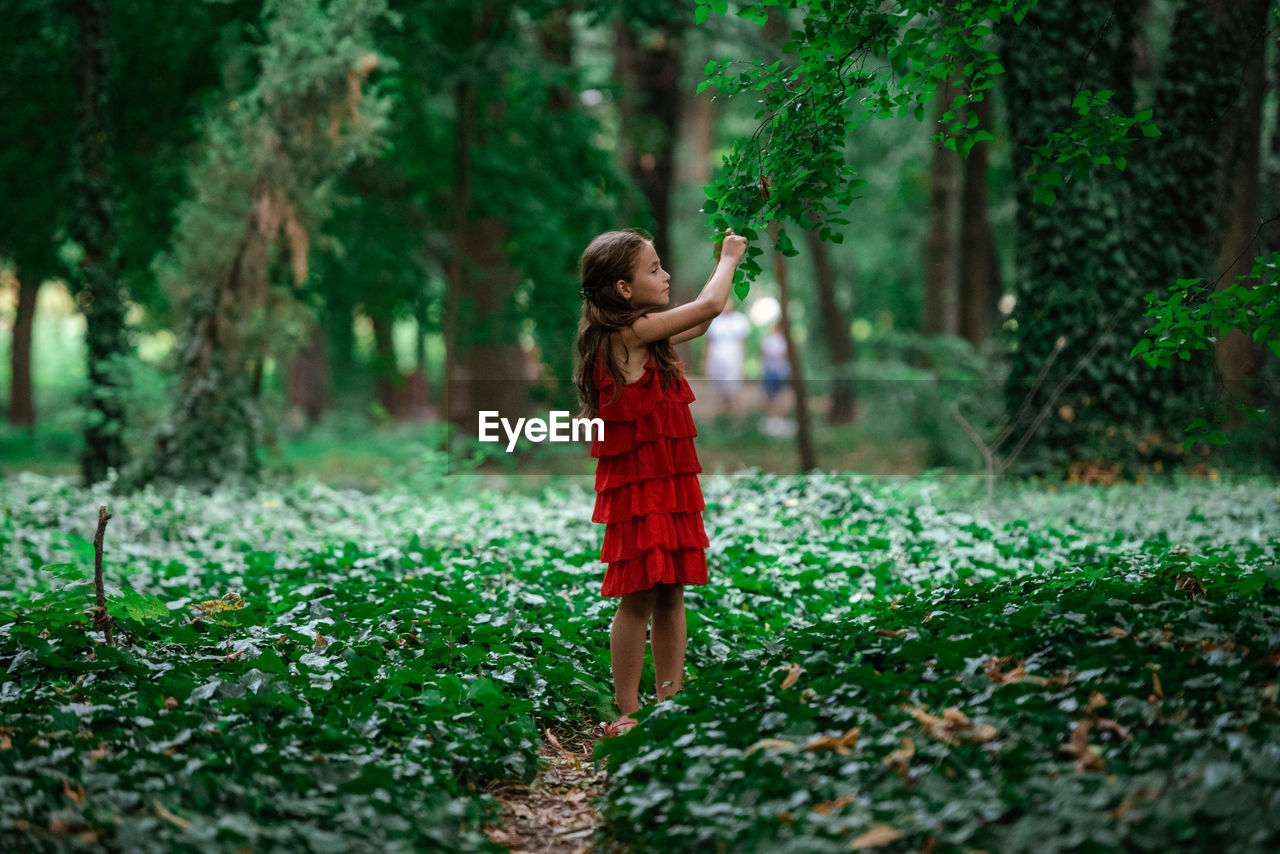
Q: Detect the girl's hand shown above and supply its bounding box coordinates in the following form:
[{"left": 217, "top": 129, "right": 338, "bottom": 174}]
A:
[{"left": 718, "top": 228, "right": 748, "bottom": 265}]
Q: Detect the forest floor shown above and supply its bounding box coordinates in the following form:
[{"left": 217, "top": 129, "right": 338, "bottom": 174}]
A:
[{"left": 483, "top": 725, "right": 626, "bottom": 854}]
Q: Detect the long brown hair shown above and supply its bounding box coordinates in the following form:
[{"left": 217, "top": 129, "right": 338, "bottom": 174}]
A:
[{"left": 574, "top": 229, "right": 682, "bottom": 418}]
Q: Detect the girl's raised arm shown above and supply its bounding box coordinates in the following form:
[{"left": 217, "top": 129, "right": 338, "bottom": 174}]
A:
[{"left": 624, "top": 231, "right": 748, "bottom": 347}]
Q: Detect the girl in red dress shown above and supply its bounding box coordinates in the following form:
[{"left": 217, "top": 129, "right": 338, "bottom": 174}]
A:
[{"left": 574, "top": 227, "right": 749, "bottom": 736}]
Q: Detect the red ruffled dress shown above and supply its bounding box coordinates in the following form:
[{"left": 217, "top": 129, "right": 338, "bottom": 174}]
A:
[{"left": 591, "top": 351, "right": 709, "bottom": 597}]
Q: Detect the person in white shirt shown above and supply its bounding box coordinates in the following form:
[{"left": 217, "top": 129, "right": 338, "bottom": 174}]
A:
[{"left": 704, "top": 305, "right": 751, "bottom": 417}]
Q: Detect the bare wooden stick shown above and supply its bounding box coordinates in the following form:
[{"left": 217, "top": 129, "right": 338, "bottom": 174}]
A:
[{"left": 92, "top": 505, "right": 114, "bottom": 647}]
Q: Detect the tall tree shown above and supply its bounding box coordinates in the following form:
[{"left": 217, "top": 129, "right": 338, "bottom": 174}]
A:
[
  {"left": 1207, "top": 0, "right": 1269, "bottom": 404},
  {"left": 957, "top": 92, "right": 1000, "bottom": 347},
  {"left": 8, "top": 272, "right": 39, "bottom": 427},
  {"left": 805, "top": 225, "right": 857, "bottom": 422},
  {"left": 998, "top": 0, "right": 1162, "bottom": 470},
  {"left": 68, "top": 0, "right": 130, "bottom": 485},
  {"left": 772, "top": 235, "right": 817, "bottom": 469},
  {"left": 2, "top": 0, "right": 258, "bottom": 434},
  {"left": 614, "top": 14, "right": 685, "bottom": 257},
  {"left": 923, "top": 78, "right": 961, "bottom": 337},
  {"left": 0, "top": 1, "right": 75, "bottom": 428},
  {"left": 1128, "top": 0, "right": 1271, "bottom": 431},
  {"left": 133, "top": 0, "right": 392, "bottom": 488},
  {"left": 440, "top": 1, "right": 527, "bottom": 427}
]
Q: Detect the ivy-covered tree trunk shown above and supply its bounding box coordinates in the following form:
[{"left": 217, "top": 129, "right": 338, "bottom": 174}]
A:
[
  {"left": 1132, "top": 0, "right": 1270, "bottom": 429},
  {"left": 133, "top": 0, "right": 390, "bottom": 489},
  {"left": 958, "top": 94, "right": 1000, "bottom": 347},
  {"left": 144, "top": 185, "right": 276, "bottom": 485},
  {"left": 999, "top": 0, "right": 1160, "bottom": 473},
  {"left": 8, "top": 271, "right": 40, "bottom": 427},
  {"left": 69, "top": 0, "right": 130, "bottom": 485}
]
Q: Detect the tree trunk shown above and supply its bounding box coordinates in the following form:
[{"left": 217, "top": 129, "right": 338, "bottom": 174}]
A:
[
  {"left": 443, "top": 9, "right": 528, "bottom": 432},
  {"left": 614, "top": 20, "right": 681, "bottom": 257},
  {"left": 958, "top": 93, "right": 1000, "bottom": 347},
  {"left": 805, "top": 226, "right": 856, "bottom": 423},
  {"left": 772, "top": 235, "right": 817, "bottom": 470},
  {"left": 323, "top": 295, "right": 357, "bottom": 399},
  {"left": 1212, "top": 0, "right": 1268, "bottom": 401},
  {"left": 923, "top": 81, "right": 961, "bottom": 337},
  {"left": 452, "top": 216, "right": 527, "bottom": 426},
  {"left": 287, "top": 322, "right": 329, "bottom": 425},
  {"left": 71, "top": 0, "right": 130, "bottom": 485},
  {"left": 681, "top": 89, "right": 715, "bottom": 187},
  {"left": 135, "top": 182, "right": 281, "bottom": 488},
  {"left": 8, "top": 272, "right": 39, "bottom": 427},
  {"left": 371, "top": 313, "right": 398, "bottom": 416}
]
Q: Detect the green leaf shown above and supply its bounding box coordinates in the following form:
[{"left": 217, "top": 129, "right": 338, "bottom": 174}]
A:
[
  {"left": 112, "top": 587, "right": 172, "bottom": 621},
  {"left": 45, "top": 562, "right": 88, "bottom": 580}
]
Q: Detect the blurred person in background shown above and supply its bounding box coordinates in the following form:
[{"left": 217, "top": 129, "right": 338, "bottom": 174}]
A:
[
  {"left": 704, "top": 303, "right": 750, "bottom": 418},
  {"left": 759, "top": 322, "right": 794, "bottom": 437}
]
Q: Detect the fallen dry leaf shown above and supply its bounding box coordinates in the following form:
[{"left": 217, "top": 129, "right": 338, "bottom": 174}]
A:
[
  {"left": 153, "top": 799, "right": 191, "bottom": 829},
  {"left": 882, "top": 736, "right": 914, "bottom": 781},
  {"left": 63, "top": 781, "right": 85, "bottom": 804},
  {"left": 779, "top": 663, "right": 803, "bottom": 690},
  {"left": 806, "top": 726, "right": 860, "bottom": 755},
  {"left": 1175, "top": 574, "right": 1206, "bottom": 598},
  {"left": 812, "top": 793, "right": 856, "bottom": 814},
  {"left": 876, "top": 628, "right": 908, "bottom": 638},
  {"left": 805, "top": 735, "right": 849, "bottom": 755},
  {"left": 1086, "top": 691, "right": 1107, "bottom": 713},
  {"left": 904, "top": 705, "right": 997, "bottom": 745},
  {"left": 849, "top": 824, "right": 904, "bottom": 849},
  {"left": 985, "top": 657, "right": 1048, "bottom": 686},
  {"left": 1060, "top": 719, "right": 1104, "bottom": 773},
  {"left": 747, "top": 738, "right": 798, "bottom": 754},
  {"left": 1109, "top": 626, "right": 1128, "bottom": 639}
]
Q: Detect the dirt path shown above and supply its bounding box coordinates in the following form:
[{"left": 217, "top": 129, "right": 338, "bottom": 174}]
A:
[{"left": 482, "top": 725, "right": 629, "bottom": 854}]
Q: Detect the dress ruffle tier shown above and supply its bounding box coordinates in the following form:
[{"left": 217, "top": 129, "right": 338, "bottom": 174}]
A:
[{"left": 592, "top": 355, "right": 708, "bottom": 597}]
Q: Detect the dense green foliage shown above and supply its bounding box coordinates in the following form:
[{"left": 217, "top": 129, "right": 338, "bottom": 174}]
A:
[
  {"left": 1134, "top": 252, "right": 1280, "bottom": 446},
  {"left": 599, "top": 480, "right": 1280, "bottom": 852},
  {"left": 3, "top": 469, "right": 1278, "bottom": 850},
  {"left": 696, "top": 0, "right": 1028, "bottom": 292}
]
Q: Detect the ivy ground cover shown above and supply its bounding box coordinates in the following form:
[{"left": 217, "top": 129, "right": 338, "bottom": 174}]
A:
[{"left": 1, "top": 470, "right": 1277, "bottom": 852}]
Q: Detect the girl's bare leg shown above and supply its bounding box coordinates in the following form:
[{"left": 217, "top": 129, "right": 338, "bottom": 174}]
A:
[
  {"left": 611, "top": 587, "right": 659, "bottom": 717},
  {"left": 650, "top": 583, "right": 687, "bottom": 702}
]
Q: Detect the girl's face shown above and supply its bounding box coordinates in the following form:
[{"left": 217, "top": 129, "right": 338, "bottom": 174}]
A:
[{"left": 616, "top": 241, "right": 670, "bottom": 309}]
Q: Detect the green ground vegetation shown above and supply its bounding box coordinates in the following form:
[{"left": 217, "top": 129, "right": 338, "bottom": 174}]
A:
[{"left": 1, "top": 469, "right": 1277, "bottom": 851}]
